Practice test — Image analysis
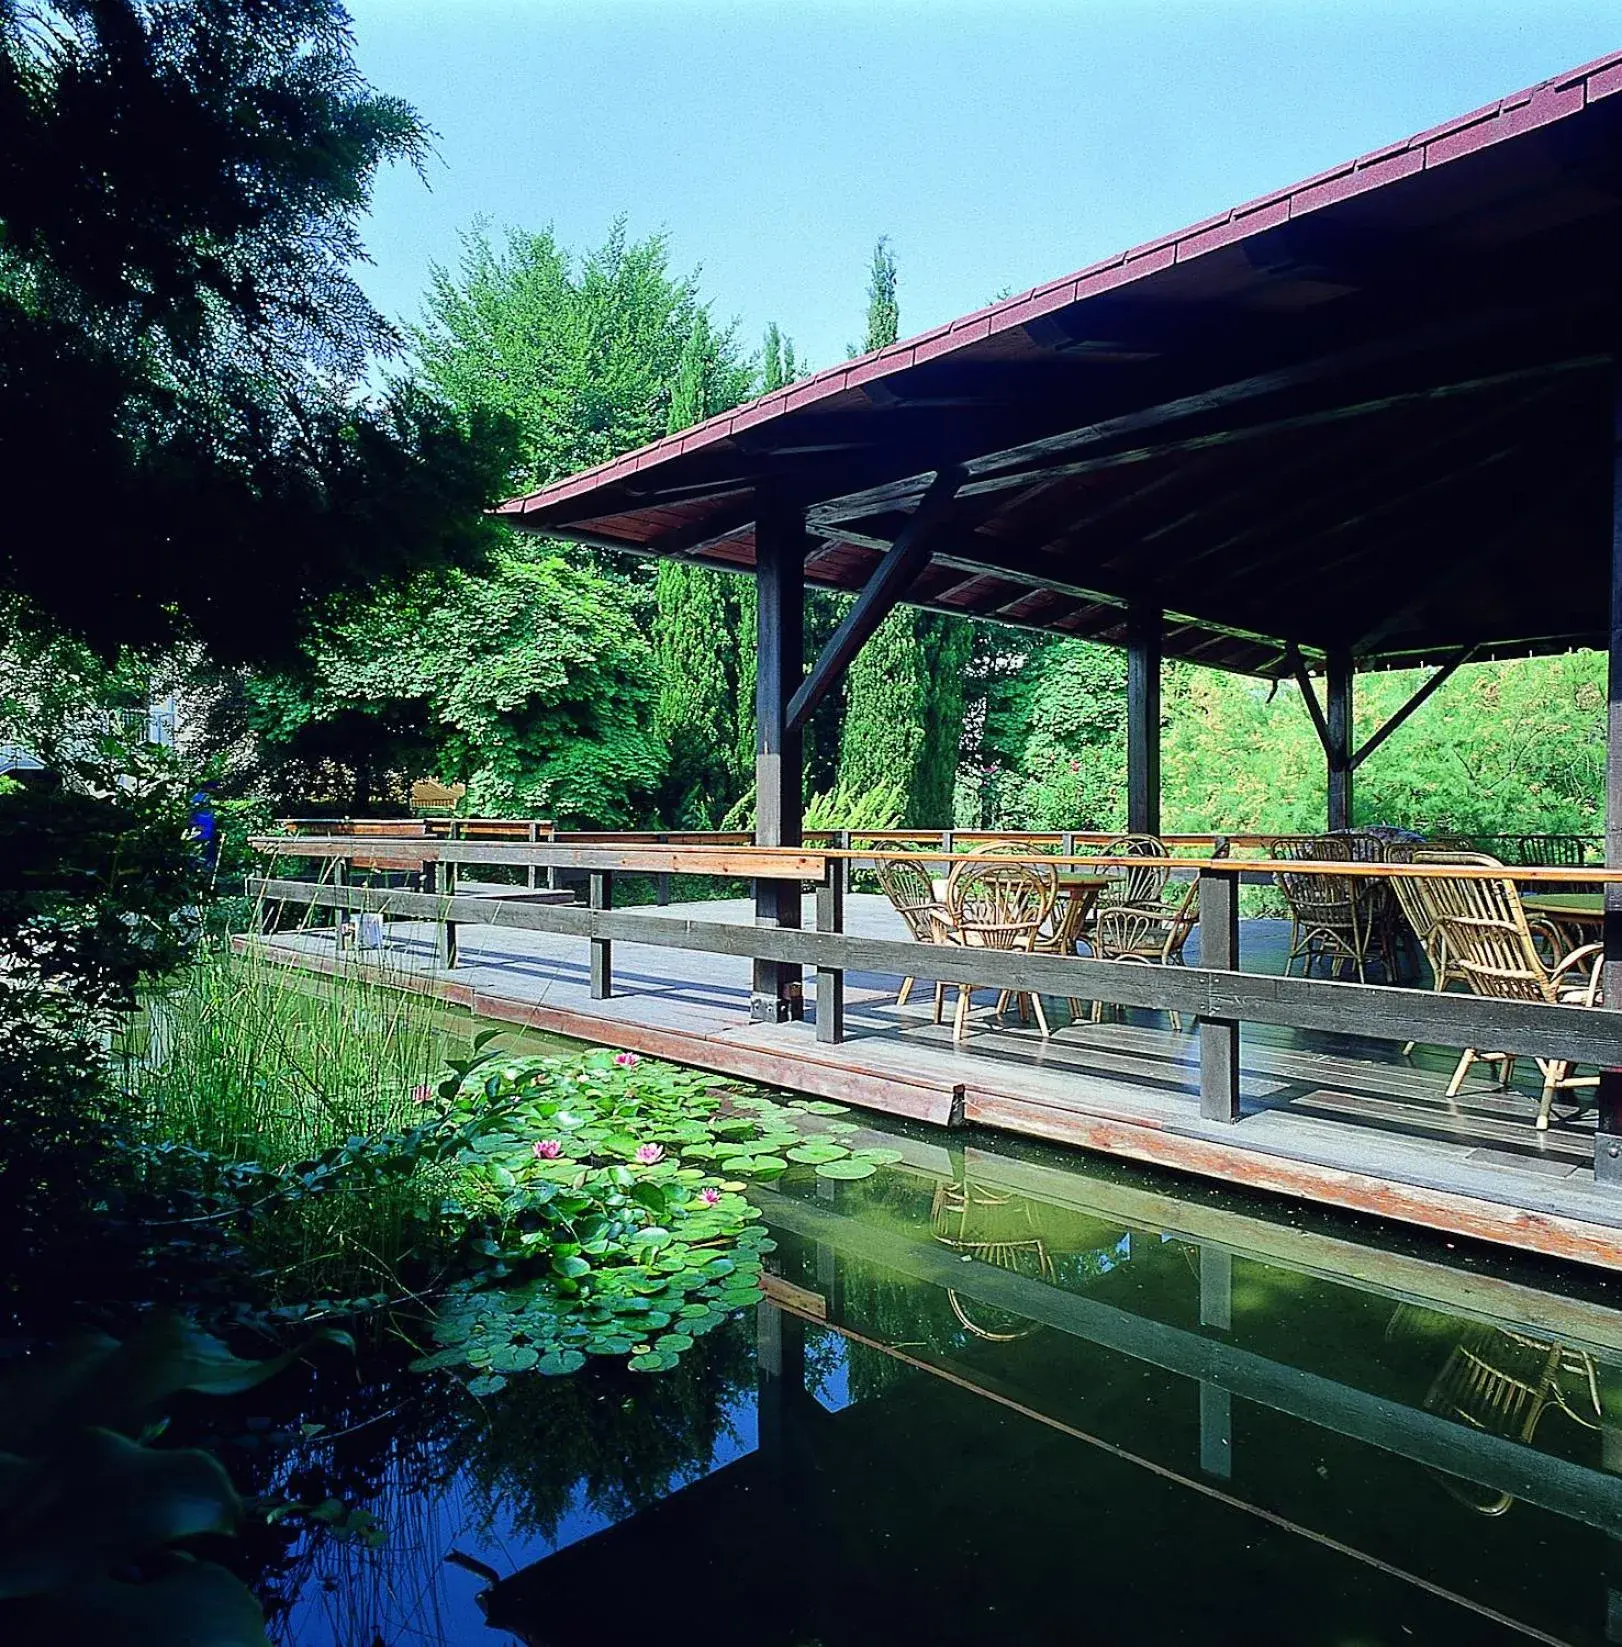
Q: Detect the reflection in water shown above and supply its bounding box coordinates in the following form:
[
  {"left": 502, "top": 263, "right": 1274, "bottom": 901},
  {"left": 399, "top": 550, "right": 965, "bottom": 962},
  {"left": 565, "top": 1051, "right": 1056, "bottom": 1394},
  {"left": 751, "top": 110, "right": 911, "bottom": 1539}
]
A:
[{"left": 251, "top": 1139, "right": 1622, "bottom": 1647}]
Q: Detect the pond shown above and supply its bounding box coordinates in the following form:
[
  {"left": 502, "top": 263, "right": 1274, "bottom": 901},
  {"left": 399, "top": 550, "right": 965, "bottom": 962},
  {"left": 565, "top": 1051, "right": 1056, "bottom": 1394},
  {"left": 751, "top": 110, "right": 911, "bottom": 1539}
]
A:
[{"left": 192, "top": 1084, "right": 1622, "bottom": 1647}]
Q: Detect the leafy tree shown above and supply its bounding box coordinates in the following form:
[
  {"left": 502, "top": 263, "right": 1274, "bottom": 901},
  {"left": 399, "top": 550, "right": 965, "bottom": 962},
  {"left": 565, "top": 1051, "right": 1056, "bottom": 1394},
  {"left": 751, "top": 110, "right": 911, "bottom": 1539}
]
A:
[
  {"left": 838, "top": 237, "right": 973, "bottom": 824},
  {"left": 959, "top": 635, "right": 1128, "bottom": 830},
  {"left": 414, "top": 219, "right": 747, "bottom": 491},
  {"left": 761, "top": 321, "right": 798, "bottom": 390},
  {"left": 862, "top": 235, "right": 900, "bottom": 359},
  {"left": 1161, "top": 653, "right": 1606, "bottom": 839},
  {"left": 249, "top": 549, "right": 665, "bottom": 825},
  {"left": 0, "top": 0, "right": 512, "bottom": 664}
]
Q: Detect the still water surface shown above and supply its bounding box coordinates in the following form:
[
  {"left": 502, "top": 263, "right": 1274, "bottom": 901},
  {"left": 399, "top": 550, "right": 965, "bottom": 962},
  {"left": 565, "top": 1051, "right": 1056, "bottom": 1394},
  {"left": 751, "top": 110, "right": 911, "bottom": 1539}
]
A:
[{"left": 234, "top": 1105, "right": 1622, "bottom": 1647}]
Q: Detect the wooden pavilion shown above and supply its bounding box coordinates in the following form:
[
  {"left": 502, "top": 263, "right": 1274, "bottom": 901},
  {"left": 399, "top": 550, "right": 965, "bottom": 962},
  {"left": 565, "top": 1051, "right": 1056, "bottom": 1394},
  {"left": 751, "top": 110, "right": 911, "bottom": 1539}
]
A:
[{"left": 500, "top": 57, "right": 1622, "bottom": 1098}]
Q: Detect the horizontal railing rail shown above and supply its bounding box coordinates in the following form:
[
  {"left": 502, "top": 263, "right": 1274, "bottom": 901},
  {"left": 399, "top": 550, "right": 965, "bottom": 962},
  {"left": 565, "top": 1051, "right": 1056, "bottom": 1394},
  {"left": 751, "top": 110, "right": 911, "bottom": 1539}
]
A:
[
  {"left": 252, "top": 835, "right": 1622, "bottom": 884},
  {"left": 246, "top": 871, "right": 1622, "bottom": 1066}
]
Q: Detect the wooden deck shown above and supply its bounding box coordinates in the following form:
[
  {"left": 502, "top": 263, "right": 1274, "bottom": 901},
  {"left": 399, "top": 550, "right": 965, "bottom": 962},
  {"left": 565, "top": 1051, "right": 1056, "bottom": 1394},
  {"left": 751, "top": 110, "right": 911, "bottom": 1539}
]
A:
[{"left": 245, "top": 891, "right": 1622, "bottom": 1271}]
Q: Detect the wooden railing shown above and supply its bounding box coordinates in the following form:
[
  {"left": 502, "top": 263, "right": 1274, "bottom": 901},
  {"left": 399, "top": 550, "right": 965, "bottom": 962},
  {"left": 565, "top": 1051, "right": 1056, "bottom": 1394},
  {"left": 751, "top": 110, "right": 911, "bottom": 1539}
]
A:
[{"left": 248, "top": 835, "right": 1622, "bottom": 1175}]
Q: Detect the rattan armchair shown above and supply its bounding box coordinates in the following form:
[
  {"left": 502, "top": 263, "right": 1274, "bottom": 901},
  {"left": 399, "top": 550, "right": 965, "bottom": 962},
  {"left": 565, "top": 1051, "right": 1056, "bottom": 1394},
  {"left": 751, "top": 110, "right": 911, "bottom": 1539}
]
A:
[
  {"left": 940, "top": 856, "right": 1057, "bottom": 1042},
  {"left": 1270, "top": 834, "right": 1382, "bottom": 981},
  {"left": 1095, "top": 833, "right": 1171, "bottom": 913},
  {"left": 1429, "top": 864, "right": 1603, "bottom": 1129},
  {"left": 874, "top": 851, "right": 949, "bottom": 1015},
  {"left": 1385, "top": 1303, "right": 1600, "bottom": 1515},
  {"left": 1090, "top": 872, "right": 1206, "bottom": 1031}
]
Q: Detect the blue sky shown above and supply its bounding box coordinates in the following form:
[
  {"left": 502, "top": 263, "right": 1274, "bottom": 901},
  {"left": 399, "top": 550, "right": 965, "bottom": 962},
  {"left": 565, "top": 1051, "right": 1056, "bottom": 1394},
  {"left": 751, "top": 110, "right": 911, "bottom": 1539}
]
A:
[{"left": 346, "top": 1, "right": 1621, "bottom": 374}]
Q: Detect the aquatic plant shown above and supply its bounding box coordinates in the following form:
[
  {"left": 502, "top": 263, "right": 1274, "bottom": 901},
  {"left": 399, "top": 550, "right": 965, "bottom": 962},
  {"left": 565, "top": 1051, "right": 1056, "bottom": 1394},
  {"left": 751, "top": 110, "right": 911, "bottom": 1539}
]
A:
[
  {"left": 0, "top": 1312, "right": 349, "bottom": 1647},
  {"left": 127, "top": 947, "right": 464, "bottom": 1300},
  {"left": 413, "top": 1050, "right": 777, "bottom": 1390}
]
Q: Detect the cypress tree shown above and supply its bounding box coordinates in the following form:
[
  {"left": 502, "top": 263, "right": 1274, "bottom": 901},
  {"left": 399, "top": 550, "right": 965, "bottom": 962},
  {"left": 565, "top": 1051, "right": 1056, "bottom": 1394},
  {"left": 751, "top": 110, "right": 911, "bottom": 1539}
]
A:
[
  {"left": 653, "top": 316, "right": 750, "bottom": 824},
  {"left": 837, "top": 237, "right": 972, "bottom": 825}
]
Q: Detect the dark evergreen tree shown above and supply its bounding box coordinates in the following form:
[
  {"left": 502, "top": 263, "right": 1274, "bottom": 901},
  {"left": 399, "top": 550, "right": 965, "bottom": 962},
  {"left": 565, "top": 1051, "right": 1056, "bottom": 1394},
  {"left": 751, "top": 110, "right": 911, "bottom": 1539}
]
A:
[{"left": 0, "top": 0, "right": 513, "bottom": 665}]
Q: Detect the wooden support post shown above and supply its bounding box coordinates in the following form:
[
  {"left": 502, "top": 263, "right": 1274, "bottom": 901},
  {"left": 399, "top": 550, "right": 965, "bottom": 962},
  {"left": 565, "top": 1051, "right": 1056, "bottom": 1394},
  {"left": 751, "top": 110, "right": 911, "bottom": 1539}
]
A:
[
  {"left": 655, "top": 832, "right": 672, "bottom": 907},
  {"left": 752, "top": 496, "right": 806, "bottom": 1022},
  {"left": 1326, "top": 647, "right": 1353, "bottom": 833},
  {"left": 526, "top": 820, "right": 538, "bottom": 890},
  {"left": 816, "top": 853, "right": 845, "bottom": 1044},
  {"left": 331, "top": 855, "right": 348, "bottom": 948},
  {"left": 589, "top": 869, "right": 612, "bottom": 1000},
  {"left": 756, "top": 1299, "right": 806, "bottom": 1469},
  {"left": 1599, "top": 356, "right": 1622, "bottom": 1185},
  {"left": 422, "top": 860, "right": 457, "bottom": 970},
  {"left": 1127, "top": 604, "right": 1162, "bottom": 836},
  {"left": 1197, "top": 868, "right": 1241, "bottom": 1122}
]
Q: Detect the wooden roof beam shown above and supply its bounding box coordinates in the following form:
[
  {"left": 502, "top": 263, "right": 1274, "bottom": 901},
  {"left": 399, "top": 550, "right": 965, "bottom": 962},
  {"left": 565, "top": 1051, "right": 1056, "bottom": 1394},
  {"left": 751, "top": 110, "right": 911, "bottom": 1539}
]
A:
[{"left": 784, "top": 468, "right": 965, "bottom": 739}]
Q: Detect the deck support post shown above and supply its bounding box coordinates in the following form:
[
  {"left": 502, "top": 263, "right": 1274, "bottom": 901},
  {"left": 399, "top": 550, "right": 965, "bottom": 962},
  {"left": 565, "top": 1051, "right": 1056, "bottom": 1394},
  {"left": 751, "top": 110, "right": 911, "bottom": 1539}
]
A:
[
  {"left": 589, "top": 869, "right": 612, "bottom": 1000},
  {"left": 423, "top": 859, "right": 457, "bottom": 970},
  {"left": 1197, "top": 868, "right": 1241, "bottom": 1122},
  {"left": 1127, "top": 603, "right": 1162, "bottom": 836},
  {"left": 815, "top": 850, "right": 846, "bottom": 1044},
  {"left": 1598, "top": 355, "right": 1622, "bottom": 1184},
  {"left": 526, "top": 820, "right": 539, "bottom": 890},
  {"left": 752, "top": 495, "right": 806, "bottom": 1022},
  {"left": 655, "top": 832, "right": 672, "bottom": 907},
  {"left": 1326, "top": 648, "right": 1353, "bottom": 833}
]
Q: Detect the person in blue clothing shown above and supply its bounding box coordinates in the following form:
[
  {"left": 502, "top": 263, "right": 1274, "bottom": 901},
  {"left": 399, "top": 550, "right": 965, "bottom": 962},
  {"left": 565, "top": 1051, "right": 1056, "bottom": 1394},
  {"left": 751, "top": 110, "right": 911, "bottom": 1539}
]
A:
[{"left": 190, "top": 780, "right": 219, "bottom": 871}]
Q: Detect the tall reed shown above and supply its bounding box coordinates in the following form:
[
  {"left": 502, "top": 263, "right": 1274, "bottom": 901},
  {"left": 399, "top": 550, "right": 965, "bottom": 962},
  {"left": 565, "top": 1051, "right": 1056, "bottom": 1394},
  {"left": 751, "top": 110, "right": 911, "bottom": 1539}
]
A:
[{"left": 127, "top": 946, "right": 470, "bottom": 1300}]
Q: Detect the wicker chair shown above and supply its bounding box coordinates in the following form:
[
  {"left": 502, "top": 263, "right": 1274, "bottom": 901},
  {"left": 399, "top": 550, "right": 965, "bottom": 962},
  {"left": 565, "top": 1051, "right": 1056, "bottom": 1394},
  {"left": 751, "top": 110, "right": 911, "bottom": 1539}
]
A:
[
  {"left": 1429, "top": 865, "right": 1603, "bottom": 1129},
  {"left": 1090, "top": 871, "right": 1207, "bottom": 1031},
  {"left": 940, "top": 856, "right": 1057, "bottom": 1042},
  {"left": 874, "top": 851, "right": 949, "bottom": 1015},
  {"left": 1387, "top": 849, "right": 1493, "bottom": 1057},
  {"left": 1271, "top": 834, "right": 1381, "bottom": 981},
  {"left": 930, "top": 1178, "right": 1055, "bottom": 1342},
  {"left": 1095, "top": 833, "right": 1171, "bottom": 914},
  {"left": 1515, "top": 834, "right": 1591, "bottom": 868}
]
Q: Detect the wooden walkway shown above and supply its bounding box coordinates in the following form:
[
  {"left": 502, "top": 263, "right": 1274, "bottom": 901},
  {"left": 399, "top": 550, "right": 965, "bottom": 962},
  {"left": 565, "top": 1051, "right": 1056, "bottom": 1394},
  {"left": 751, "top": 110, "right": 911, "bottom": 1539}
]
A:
[{"left": 247, "top": 892, "right": 1622, "bottom": 1271}]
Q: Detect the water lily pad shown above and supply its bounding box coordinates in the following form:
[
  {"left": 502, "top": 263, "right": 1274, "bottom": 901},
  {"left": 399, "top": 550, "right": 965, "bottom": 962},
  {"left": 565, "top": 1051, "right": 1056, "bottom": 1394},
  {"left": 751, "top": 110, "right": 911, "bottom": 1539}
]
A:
[
  {"left": 850, "top": 1147, "right": 904, "bottom": 1165},
  {"left": 790, "top": 1100, "right": 850, "bottom": 1116},
  {"left": 786, "top": 1141, "right": 849, "bottom": 1165},
  {"left": 813, "top": 1158, "right": 878, "bottom": 1180},
  {"left": 535, "top": 1349, "right": 586, "bottom": 1375},
  {"left": 467, "top": 1373, "right": 507, "bottom": 1396}
]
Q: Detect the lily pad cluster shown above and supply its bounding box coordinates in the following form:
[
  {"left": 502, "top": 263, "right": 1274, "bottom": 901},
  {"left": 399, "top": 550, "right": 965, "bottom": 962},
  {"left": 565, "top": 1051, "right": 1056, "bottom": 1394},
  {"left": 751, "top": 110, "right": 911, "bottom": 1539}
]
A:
[
  {"left": 680, "top": 1092, "right": 904, "bottom": 1182},
  {"left": 409, "top": 1049, "right": 904, "bottom": 1393}
]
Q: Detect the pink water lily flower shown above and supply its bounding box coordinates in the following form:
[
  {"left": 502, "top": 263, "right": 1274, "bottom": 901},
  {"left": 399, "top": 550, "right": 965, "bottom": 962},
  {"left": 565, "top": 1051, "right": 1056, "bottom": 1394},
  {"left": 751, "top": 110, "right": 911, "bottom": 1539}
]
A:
[
  {"left": 613, "top": 1051, "right": 641, "bottom": 1069},
  {"left": 532, "top": 1139, "right": 563, "bottom": 1160},
  {"left": 697, "top": 1187, "right": 721, "bottom": 1206},
  {"left": 410, "top": 1084, "right": 434, "bottom": 1104},
  {"left": 634, "top": 1143, "right": 665, "bottom": 1165}
]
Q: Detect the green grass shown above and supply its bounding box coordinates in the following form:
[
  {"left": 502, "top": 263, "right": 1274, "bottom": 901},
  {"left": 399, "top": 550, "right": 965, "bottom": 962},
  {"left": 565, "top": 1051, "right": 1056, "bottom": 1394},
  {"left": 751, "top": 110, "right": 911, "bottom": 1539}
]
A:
[
  {"left": 129, "top": 948, "right": 449, "bottom": 1163},
  {"left": 125, "top": 946, "right": 470, "bottom": 1300}
]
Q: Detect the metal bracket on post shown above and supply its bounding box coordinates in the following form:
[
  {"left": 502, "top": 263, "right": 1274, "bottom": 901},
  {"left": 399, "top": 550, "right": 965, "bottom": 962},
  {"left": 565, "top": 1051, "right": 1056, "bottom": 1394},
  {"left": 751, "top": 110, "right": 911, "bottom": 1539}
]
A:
[
  {"left": 1197, "top": 866, "right": 1241, "bottom": 1122},
  {"left": 590, "top": 869, "right": 613, "bottom": 1000},
  {"left": 815, "top": 852, "right": 846, "bottom": 1044}
]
